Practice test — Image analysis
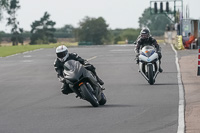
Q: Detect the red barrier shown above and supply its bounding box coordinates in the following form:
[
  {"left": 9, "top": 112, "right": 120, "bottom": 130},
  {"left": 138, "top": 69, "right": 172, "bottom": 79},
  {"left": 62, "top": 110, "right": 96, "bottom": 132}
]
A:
[{"left": 198, "top": 46, "right": 200, "bottom": 76}]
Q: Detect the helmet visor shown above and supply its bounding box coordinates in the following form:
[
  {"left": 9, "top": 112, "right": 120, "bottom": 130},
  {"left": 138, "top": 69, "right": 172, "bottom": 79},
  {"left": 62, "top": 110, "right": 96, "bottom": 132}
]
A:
[
  {"left": 57, "top": 51, "right": 67, "bottom": 59},
  {"left": 141, "top": 34, "right": 149, "bottom": 39}
]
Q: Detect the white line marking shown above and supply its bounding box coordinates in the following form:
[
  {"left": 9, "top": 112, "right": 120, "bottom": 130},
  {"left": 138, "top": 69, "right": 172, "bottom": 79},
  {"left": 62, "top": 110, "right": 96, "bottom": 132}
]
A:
[
  {"left": 171, "top": 44, "right": 185, "bottom": 133},
  {"left": 22, "top": 60, "right": 33, "bottom": 63},
  {"left": 5, "top": 48, "right": 44, "bottom": 58},
  {"left": 23, "top": 55, "right": 32, "bottom": 58},
  {"left": 87, "top": 56, "right": 97, "bottom": 61},
  {"left": 110, "top": 49, "right": 133, "bottom": 52}
]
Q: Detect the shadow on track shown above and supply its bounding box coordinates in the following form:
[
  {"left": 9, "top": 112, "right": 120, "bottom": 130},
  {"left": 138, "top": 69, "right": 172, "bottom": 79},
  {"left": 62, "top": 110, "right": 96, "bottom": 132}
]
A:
[
  {"left": 66, "top": 104, "right": 136, "bottom": 109},
  {"left": 153, "top": 83, "right": 179, "bottom": 85},
  {"left": 134, "top": 83, "right": 179, "bottom": 86}
]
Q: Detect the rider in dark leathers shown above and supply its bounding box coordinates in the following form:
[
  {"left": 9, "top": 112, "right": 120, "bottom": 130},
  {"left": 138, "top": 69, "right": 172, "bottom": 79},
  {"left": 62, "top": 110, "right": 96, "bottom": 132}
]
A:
[
  {"left": 135, "top": 28, "right": 163, "bottom": 72},
  {"left": 54, "top": 45, "right": 104, "bottom": 95}
]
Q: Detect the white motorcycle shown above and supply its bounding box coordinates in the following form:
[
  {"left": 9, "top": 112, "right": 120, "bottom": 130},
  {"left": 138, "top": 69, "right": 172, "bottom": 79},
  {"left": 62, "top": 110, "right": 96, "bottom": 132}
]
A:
[{"left": 137, "top": 45, "right": 160, "bottom": 85}]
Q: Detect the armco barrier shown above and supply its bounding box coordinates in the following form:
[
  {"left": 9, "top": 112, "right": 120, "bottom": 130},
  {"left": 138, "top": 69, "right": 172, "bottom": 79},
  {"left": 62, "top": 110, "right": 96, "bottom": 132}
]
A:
[{"left": 198, "top": 46, "right": 200, "bottom": 76}]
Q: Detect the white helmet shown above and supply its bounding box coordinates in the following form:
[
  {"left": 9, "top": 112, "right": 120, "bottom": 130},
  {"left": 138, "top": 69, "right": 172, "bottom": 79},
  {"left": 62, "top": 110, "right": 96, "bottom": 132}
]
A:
[{"left": 56, "top": 45, "right": 69, "bottom": 62}]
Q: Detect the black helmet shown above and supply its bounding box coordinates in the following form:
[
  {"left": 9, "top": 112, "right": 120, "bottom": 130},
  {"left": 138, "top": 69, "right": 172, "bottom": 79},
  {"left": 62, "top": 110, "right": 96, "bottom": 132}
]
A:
[{"left": 140, "top": 28, "right": 150, "bottom": 40}]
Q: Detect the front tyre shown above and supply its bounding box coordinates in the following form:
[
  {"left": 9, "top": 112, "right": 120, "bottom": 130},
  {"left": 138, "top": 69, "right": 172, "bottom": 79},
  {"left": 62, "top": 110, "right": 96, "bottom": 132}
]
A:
[
  {"left": 80, "top": 83, "right": 99, "bottom": 107},
  {"left": 147, "top": 64, "right": 155, "bottom": 85}
]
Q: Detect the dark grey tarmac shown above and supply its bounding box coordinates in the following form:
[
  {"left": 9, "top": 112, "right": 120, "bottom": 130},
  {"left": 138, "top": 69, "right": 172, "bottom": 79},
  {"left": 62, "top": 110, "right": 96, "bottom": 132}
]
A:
[{"left": 0, "top": 44, "right": 179, "bottom": 133}]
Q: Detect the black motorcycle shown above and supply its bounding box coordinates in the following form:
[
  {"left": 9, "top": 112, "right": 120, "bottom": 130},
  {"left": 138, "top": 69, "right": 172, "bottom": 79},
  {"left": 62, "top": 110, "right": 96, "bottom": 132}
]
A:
[{"left": 63, "top": 60, "right": 106, "bottom": 107}]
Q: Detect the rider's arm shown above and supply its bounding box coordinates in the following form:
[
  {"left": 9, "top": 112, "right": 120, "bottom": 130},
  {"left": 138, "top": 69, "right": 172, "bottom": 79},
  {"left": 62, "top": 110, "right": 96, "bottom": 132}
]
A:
[
  {"left": 54, "top": 59, "right": 65, "bottom": 83},
  {"left": 70, "top": 53, "right": 88, "bottom": 65},
  {"left": 151, "top": 38, "right": 160, "bottom": 52},
  {"left": 70, "top": 53, "right": 96, "bottom": 71},
  {"left": 57, "top": 73, "right": 65, "bottom": 83},
  {"left": 136, "top": 39, "right": 142, "bottom": 54}
]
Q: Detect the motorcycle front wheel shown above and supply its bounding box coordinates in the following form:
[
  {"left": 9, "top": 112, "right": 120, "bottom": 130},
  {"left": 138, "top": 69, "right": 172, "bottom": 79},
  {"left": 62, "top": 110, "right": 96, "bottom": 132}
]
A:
[
  {"left": 80, "top": 83, "right": 99, "bottom": 107},
  {"left": 147, "top": 64, "right": 155, "bottom": 85},
  {"left": 99, "top": 93, "right": 107, "bottom": 105}
]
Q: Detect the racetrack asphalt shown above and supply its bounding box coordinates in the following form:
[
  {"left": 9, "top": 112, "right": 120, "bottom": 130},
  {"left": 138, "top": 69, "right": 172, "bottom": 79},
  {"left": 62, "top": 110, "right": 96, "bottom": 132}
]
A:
[
  {"left": 0, "top": 44, "right": 198, "bottom": 133},
  {"left": 0, "top": 44, "right": 180, "bottom": 133}
]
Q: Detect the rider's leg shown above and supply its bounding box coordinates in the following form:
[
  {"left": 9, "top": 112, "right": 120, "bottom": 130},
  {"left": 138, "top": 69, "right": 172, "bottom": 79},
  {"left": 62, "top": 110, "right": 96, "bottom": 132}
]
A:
[
  {"left": 93, "top": 72, "right": 104, "bottom": 85},
  {"left": 135, "top": 54, "right": 139, "bottom": 64},
  {"left": 86, "top": 71, "right": 103, "bottom": 93},
  {"left": 86, "top": 67, "right": 104, "bottom": 85}
]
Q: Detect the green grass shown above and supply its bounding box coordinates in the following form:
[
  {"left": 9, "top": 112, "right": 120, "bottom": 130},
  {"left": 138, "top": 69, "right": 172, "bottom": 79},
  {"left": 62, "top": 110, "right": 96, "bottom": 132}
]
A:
[{"left": 0, "top": 42, "right": 78, "bottom": 57}]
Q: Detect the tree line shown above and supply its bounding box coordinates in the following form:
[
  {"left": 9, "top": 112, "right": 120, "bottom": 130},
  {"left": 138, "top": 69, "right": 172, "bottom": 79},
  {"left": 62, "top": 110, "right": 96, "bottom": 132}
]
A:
[{"left": 0, "top": 0, "right": 171, "bottom": 45}]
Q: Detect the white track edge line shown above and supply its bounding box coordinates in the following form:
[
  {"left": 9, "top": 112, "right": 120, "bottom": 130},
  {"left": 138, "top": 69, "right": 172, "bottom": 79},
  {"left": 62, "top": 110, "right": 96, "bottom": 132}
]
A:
[{"left": 171, "top": 44, "right": 185, "bottom": 133}]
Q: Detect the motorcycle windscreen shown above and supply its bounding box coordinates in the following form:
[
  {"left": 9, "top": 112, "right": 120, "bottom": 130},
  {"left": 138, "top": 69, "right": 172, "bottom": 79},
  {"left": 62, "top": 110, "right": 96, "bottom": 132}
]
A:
[
  {"left": 63, "top": 60, "right": 86, "bottom": 82},
  {"left": 141, "top": 46, "right": 156, "bottom": 57}
]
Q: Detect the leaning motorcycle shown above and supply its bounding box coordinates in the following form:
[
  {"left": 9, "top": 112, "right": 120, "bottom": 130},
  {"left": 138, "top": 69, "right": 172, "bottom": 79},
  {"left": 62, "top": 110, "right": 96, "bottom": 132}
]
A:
[
  {"left": 63, "top": 60, "right": 106, "bottom": 107},
  {"left": 137, "top": 45, "right": 160, "bottom": 85}
]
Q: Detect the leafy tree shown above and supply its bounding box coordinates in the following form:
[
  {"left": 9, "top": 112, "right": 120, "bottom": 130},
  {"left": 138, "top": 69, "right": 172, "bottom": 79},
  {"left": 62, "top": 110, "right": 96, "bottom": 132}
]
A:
[
  {"left": 110, "top": 28, "right": 140, "bottom": 44},
  {"left": 7, "top": 0, "right": 23, "bottom": 45},
  {"left": 76, "top": 16, "right": 109, "bottom": 45},
  {"left": 0, "top": 0, "right": 10, "bottom": 20},
  {"left": 30, "top": 12, "right": 57, "bottom": 44},
  {"left": 120, "top": 28, "right": 140, "bottom": 43},
  {"left": 0, "top": 0, "right": 9, "bottom": 43},
  {"left": 0, "top": 31, "right": 3, "bottom": 43},
  {"left": 55, "top": 24, "right": 74, "bottom": 38},
  {"left": 0, "top": 0, "right": 8, "bottom": 43},
  {"left": 138, "top": 8, "right": 171, "bottom": 36}
]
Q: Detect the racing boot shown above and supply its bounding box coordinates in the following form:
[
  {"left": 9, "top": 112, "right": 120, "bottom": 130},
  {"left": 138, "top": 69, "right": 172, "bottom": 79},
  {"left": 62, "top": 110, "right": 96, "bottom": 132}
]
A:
[
  {"left": 136, "top": 59, "right": 139, "bottom": 64},
  {"left": 159, "top": 67, "right": 163, "bottom": 73}
]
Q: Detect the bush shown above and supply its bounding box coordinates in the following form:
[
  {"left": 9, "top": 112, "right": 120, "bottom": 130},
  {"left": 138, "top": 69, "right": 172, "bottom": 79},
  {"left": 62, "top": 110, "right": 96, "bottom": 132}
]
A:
[
  {"left": 54, "top": 32, "right": 74, "bottom": 38},
  {"left": 111, "top": 28, "right": 140, "bottom": 44},
  {"left": 151, "top": 30, "right": 164, "bottom": 36},
  {"left": 49, "top": 38, "right": 57, "bottom": 43}
]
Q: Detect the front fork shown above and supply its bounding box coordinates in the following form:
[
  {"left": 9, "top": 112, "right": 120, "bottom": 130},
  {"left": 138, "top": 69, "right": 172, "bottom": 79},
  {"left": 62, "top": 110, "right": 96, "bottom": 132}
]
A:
[{"left": 139, "top": 61, "right": 160, "bottom": 81}]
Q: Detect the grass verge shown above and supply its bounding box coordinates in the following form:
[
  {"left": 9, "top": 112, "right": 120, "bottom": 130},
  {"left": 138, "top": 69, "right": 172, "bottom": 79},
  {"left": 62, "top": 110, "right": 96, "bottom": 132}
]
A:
[{"left": 0, "top": 42, "right": 78, "bottom": 57}]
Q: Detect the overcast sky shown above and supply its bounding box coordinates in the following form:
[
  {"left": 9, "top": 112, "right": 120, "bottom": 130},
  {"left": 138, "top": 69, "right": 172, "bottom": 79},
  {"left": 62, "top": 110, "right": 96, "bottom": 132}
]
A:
[{"left": 0, "top": 0, "right": 199, "bottom": 32}]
